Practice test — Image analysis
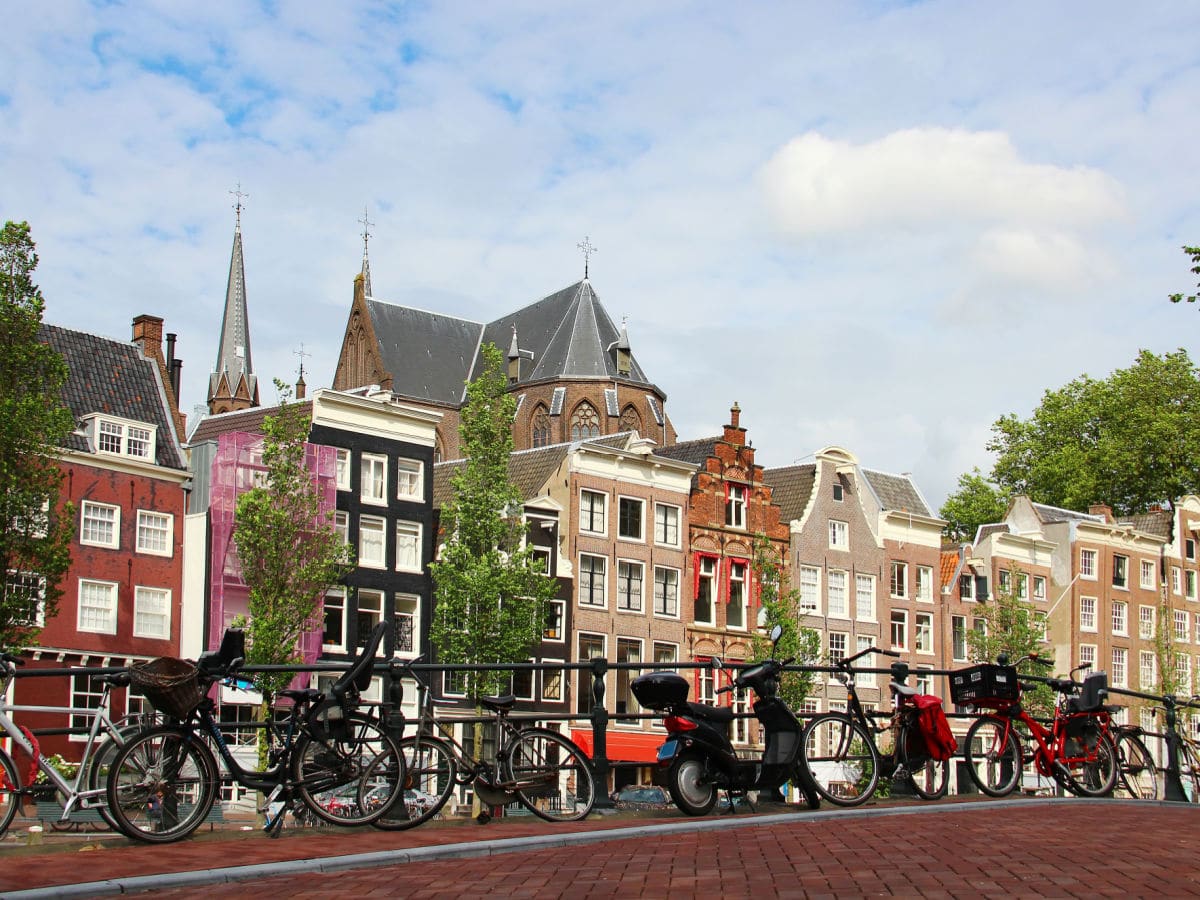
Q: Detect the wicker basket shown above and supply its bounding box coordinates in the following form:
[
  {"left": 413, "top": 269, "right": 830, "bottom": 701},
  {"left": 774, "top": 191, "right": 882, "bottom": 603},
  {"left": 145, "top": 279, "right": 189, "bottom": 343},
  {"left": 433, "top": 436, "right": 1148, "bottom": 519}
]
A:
[{"left": 130, "top": 657, "right": 204, "bottom": 720}]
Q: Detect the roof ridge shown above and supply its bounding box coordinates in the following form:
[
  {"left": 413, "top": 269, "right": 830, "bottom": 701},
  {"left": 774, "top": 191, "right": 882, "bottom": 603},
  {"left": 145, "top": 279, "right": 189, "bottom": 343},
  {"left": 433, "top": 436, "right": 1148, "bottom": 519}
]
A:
[{"left": 366, "top": 296, "right": 484, "bottom": 326}]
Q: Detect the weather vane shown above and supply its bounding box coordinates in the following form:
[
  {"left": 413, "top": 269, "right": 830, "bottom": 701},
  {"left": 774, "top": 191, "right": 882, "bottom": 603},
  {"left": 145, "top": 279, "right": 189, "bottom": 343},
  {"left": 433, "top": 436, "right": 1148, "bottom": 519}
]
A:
[
  {"left": 294, "top": 342, "right": 311, "bottom": 380},
  {"left": 230, "top": 183, "right": 249, "bottom": 229},
  {"left": 358, "top": 206, "right": 374, "bottom": 254},
  {"left": 577, "top": 236, "right": 597, "bottom": 279}
]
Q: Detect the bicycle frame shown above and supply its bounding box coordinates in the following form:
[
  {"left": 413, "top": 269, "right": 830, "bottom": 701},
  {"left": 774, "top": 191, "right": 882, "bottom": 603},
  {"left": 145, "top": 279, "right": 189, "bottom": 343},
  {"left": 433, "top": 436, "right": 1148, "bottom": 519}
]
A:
[{"left": 983, "top": 698, "right": 1103, "bottom": 779}]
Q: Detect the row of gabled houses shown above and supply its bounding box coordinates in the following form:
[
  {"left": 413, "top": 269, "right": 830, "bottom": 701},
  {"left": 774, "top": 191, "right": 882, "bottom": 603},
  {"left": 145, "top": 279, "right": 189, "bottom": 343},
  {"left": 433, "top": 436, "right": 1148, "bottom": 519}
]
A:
[{"left": 11, "top": 213, "right": 1200, "bottom": 802}]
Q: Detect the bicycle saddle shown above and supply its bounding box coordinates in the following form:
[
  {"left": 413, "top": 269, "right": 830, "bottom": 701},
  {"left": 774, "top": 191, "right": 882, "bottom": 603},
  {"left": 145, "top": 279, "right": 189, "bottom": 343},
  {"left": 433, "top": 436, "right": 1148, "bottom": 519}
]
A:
[
  {"left": 889, "top": 681, "right": 918, "bottom": 698},
  {"left": 482, "top": 694, "right": 516, "bottom": 712}
]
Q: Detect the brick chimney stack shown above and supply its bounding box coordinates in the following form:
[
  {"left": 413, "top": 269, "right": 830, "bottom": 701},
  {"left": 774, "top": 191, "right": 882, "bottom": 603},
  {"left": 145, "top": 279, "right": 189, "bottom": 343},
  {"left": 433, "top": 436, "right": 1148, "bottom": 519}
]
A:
[
  {"left": 1088, "top": 503, "right": 1115, "bottom": 523},
  {"left": 723, "top": 402, "right": 747, "bottom": 446},
  {"left": 132, "top": 314, "right": 164, "bottom": 362},
  {"left": 132, "top": 314, "right": 187, "bottom": 441}
]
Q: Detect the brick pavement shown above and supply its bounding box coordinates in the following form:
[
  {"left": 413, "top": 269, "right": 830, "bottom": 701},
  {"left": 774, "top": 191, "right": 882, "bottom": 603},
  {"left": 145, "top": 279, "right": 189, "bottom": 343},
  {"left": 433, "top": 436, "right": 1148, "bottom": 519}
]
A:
[{"left": 2, "top": 799, "right": 1198, "bottom": 898}]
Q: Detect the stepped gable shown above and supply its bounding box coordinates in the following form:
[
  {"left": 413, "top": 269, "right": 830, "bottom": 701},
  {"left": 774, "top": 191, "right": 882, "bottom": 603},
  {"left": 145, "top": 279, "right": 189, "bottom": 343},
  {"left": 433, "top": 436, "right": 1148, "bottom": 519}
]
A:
[
  {"left": 41, "top": 323, "right": 186, "bottom": 471},
  {"left": 762, "top": 464, "right": 817, "bottom": 523}
]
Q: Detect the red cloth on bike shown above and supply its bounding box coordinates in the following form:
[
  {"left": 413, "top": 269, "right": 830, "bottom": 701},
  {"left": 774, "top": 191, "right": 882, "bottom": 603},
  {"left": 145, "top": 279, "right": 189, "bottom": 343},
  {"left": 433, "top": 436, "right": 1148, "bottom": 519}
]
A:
[{"left": 914, "top": 694, "right": 958, "bottom": 761}]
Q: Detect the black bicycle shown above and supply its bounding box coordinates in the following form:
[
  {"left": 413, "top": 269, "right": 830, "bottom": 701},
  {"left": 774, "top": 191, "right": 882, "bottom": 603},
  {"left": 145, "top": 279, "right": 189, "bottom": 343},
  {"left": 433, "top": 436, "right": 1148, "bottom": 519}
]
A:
[{"left": 105, "top": 622, "right": 405, "bottom": 842}]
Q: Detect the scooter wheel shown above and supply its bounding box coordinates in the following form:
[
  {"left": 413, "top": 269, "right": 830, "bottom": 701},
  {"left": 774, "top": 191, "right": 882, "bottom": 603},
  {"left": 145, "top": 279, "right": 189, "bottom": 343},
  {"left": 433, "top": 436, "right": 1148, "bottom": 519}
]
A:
[{"left": 667, "top": 753, "right": 718, "bottom": 816}]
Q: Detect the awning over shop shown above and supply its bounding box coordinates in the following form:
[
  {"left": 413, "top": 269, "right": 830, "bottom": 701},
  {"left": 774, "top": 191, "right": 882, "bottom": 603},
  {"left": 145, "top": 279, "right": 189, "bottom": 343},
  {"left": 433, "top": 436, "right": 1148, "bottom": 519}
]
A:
[{"left": 571, "top": 729, "right": 665, "bottom": 764}]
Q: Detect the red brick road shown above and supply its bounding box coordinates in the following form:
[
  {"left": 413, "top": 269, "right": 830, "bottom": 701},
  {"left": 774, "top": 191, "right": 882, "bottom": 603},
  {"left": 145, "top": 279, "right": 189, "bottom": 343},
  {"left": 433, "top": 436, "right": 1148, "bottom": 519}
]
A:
[{"left": 3, "top": 800, "right": 1198, "bottom": 898}]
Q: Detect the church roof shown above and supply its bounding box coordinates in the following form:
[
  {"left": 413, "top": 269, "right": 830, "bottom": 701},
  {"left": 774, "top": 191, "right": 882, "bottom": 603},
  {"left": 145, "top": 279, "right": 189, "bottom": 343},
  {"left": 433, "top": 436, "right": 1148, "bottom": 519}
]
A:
[
  {"left": 365, "top": 300, "right": 481, "bottom": 405},
  {"left": 209, "top": 224, "right": 258, "bottom": 404}
]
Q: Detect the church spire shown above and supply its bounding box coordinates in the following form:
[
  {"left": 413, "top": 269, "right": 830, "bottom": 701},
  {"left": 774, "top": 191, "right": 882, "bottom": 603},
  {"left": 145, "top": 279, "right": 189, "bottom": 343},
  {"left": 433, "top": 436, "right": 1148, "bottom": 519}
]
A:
[
  {"left": 358, "top": 206, "right": 374, "bottom": 298},
  {"left": 207, "top": 185, "right": 260, "bottom": 415}
]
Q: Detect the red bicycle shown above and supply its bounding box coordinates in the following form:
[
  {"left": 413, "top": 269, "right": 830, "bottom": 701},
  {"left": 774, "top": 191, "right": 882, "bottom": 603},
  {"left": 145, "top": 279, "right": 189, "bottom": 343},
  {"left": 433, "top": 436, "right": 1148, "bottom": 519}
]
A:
[{"left": 957, "top": 656, "right": 1119, "bottom": 798}]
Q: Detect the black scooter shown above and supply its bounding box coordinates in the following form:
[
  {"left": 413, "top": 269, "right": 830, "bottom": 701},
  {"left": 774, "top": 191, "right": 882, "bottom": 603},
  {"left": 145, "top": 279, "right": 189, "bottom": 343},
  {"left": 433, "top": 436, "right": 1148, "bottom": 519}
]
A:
[{"left": 631, "top": 625, "right": 819, "bottom": 815}]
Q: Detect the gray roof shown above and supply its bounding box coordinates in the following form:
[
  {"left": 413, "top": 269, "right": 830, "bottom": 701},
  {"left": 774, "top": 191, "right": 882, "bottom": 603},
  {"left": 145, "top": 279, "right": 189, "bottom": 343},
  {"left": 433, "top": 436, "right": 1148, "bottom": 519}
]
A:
[
  {"left": 862, "top": 469, "right": 933, "bottom": 517},
  {"left": 975, "top": 523, "right": 1012, "bottom": 543},
  {"left": 762, "top": 464, "right": 817, "bottom": 523},
  {"left": 366, "top": 300, "right": 481, "bottom": 405},
  {"left": 209, "top": 226, "right": 258, "bottom": 403},
  {"left": 41, "top": 324, "right": 187, "bottom": 471},
  {"left": 654, "top": 436, "right": 721, "bottom": 469},
  {"left": 1031, "top": 502, "right": 1104, "bottom": 526},
  {"left": 1118, "top": 509, "right": 1173, "bottom": 540}
]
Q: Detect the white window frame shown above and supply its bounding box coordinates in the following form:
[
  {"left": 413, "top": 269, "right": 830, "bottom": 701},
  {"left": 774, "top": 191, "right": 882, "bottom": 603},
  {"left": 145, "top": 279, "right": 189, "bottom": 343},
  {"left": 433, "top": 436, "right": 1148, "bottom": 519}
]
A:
[
  {"left": 1139, "top": 605, "right": 1156, "bottom": 641},
  {"left": 695, "top": 556, "right": 717, "bottom": 626},
  {"left": 1079, "top": 643, "right": 1096, "bottom": 670},
  {"left": 617, "top": 495, "right": 645, "bottom": 542},
  {"left": 828, "top": 631, "right": 848, "bottom": 676},
  {"left": 1189, "top": 570, "right": 1198, "bottom": 602},
  {"left": 959, "top": 574, "right": 975, "bottom": 601},
  {"left": 580, "top": 489, "right": 607, "bottom": 536},
  {"left": 855, "top": 574, "right": 875, "bottom": 622},
  {"left": 395, "top": 520, "right": 422, "bottom": 573},
  {"left": 543, "top": 599, "right": 565, "bottom": 642},
  {"left": 70, "top": 674, "right": 105, "bottom": 741},
  {"left": 827, "top": 570, "right": 848, "bottom": 619},
  {"left": 915, "top": 612, "right": 934, "bottom": 655},
  {"left": 890, "top": 609, "right": 908, "bottom": 651},
  {"left": 91, "top": 415, "right": 156, "bottom": 461},
  {"left": 323, "top": 587, "right": 347, "bottom": 652},
  {"left": 828, "top": 519, "right": 848, "bottom": 550},
  {"left": 541, "top": 658, "right": 564, "bottom": 702},
  {"left": 1173, "top": 566, "right": 1183, "bottom": 596},
  {"left": 511, "top": 658, "right": 536, "bottom": 702},
  {"left": 360, "top": 453, "right": 388, "bottom": 506},
  {"left": 653, "top": 566, "right": 680, "bottom": 619},
  {"left": 1080, "top": 596, "right": 1097, "bottom": 632},
  {"left": 1140, "top": 650, "right": 1157, "bottom": 691},
  {"left": 1015, "top": 572, "right": 1028, "bottom": 601},
  {"left": 799, "top": 565, "right": 821, "bottom": 615},
  {"left": 1141, "top": 559, "right": 1156, "bottom": 590},
  {"left": 1112, "top": 600, "right": 1128, "bottom": 637},
  {"left": 80, "top": 501, "right": 120, "bottom": 549},
  {"left": 616, "top": 559, "right": 645, "bottom": 613},
  {"left": 951, "top": 615, "right": 968, "bottom": 662},
  {"left": 355, "top": 588, "right": 385, "bottom": 647},
  {"left": 335, "top": 448, "right": 351, "bottom": 491},
  {"left": 135, "top": 510, "right": 173, "bottom": 557},
  {"left": 1176, "top": 609, "right": 1190, "bottom": 643},
  {"left": 396, "top": 458, "right": 424, "bottom": 501},
  {"left": 334, "top": 511, "right": 349, "bottom": 546},
  {"left": 916, "top": 566, "right": 933, "bottom": 603},
  {"left": 726, "top": 484, "right": 747, "bottom": 529},
  {"left": 855, "top": 635, "right": 875, "bottom": 687},
  {"left": 579, "top": 553, "right": 608, "bottom": 608},
  {"left": 78, "top": 578, "right": 118, "bottom": 635},
  {"left": 358, "top": 515, "right": 386, "bottom": 569},
  {"left": 1113, "top": 554, "right": 1129, "bottom": 590},
  {"left": 1033, "top": 575, "right": 1046, "bottom": 601},
  {"left": 1111, "top": 647, "right": 1128, "bottom": 688},
  {"left": 890, "top": 562, "right": 908, "bottom": 600},
  {"left": 132, "top": 586, "right": 171, "bottom": 639},
  {"left": 1080, "top": 548, "right": 1097, "bottom": 580},
  {"left": 727, "top": 560, "right": 748, "bottom": 630},
  {"left": 653, "top": 503, "right": 681, "bottom": 548},
  {"left": 393, "top": 592, "right": 420, "bottom": 657},
  {"left": 577, "top": 633, "right": 607, "bottom": 714}
]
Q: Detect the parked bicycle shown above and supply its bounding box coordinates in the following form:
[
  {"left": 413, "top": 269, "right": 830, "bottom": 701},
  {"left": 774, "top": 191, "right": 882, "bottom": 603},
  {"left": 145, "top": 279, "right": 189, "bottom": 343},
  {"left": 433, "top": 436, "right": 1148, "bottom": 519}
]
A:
[
  {"left": 104, "top": 622, "right": 405, "bottom": 843},
  {"left": 1128, "top": 697, "right": 1200, "bottom": 802},
  {"left": 959, "top": 656, "right": 1118, "bottom": 798},
  {"left": 0, "top": 652, "right": 155, "bottom": 837},
  {"left": 1109, "top": 713, "right": 1159, "bottom": 800},
  {"left": 802, "top": 645, "right": 951, "bottom": 806},
  {"left": 369, "top": 655, "right": 596, "bottom": 829}
]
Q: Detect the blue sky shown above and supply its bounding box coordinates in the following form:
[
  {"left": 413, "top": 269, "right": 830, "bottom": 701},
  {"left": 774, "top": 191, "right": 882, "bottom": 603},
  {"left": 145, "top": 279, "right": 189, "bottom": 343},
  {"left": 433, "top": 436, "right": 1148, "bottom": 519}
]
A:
[{"left": 4, "top": 1, "right": 1199, "bottom": 509}]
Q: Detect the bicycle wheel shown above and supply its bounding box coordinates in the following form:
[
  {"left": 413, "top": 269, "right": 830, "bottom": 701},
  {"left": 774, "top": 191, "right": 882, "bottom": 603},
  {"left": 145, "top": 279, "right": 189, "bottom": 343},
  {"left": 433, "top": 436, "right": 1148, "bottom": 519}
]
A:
[
  {"left": 370, "top": 735, "right": 457, "bottom": 830},
  {"left": 106, "top": 726, "right": 220, "bottom": 844},
  {"left": 293, "top": 713, "right": 404, "bottom": 827},
  {"left": 1061, "top": 730, "right": 1118, "bottom": 797},
  {"left": 0, "top": 750, "right": 20, "bottom": 839},
  {"left": 801, "top": 713, "right": 880, "bottom": 807},
  {"left": 502, "top": 727, "right": 596, "bottom": 822},
  {"left": 1115, "top": 731, "right": 1158, "bottom": 800},
  {"left": 897, "top": 721, "right": 949, "bottom": 800},
  {"left": 1180, "top": 741, "right": 1200, "bottom": 802},
  {"left": 963, "top": 715, "right": 1022, "bottom": 797}
]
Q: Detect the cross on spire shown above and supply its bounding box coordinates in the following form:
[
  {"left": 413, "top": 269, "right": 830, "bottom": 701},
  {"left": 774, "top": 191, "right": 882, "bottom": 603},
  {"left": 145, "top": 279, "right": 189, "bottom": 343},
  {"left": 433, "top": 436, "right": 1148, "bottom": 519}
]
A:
[
  {"left": 294, "top": 342, "right": 311, "bottom": 380},
  {"left": 577, "top": 236, "right": 597, "bottom": 279},
  {"left": 230, "top": 183, "right": 249, "bottom": 230},
  {"left": 358, "top": 206, "right": 374, "bottom": 253}
]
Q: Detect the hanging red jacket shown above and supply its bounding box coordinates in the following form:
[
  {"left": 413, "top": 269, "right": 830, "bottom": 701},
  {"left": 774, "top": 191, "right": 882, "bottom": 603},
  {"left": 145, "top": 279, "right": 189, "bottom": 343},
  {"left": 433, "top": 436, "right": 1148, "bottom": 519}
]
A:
[{"left": 913, "top": 694, "right": 958, "bottom": 761}]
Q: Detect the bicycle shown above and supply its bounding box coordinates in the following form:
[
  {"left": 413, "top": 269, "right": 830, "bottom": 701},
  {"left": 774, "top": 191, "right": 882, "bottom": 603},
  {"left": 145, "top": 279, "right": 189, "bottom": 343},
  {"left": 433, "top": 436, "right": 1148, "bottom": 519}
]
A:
[
  {"left": 0, "top": 652, "right": 151, "bottom": 837},
  {"left": 369, "top": 656, "right": 596, "bottom": 829},
  {"left": 801, "top": 645, "right": 950, "bottom": 807},
  {"left": 960, "top": 656, "right": 1118, "bottom": 798},
  {"left": 1109, "top": 714, "right": 1158, "bottom": 800},
  {"left": 1129, "top": 696, "right": 1200, "bottom": 802},
  {"left": 104, "top": 622, "right": 405, "bottom": 843}
]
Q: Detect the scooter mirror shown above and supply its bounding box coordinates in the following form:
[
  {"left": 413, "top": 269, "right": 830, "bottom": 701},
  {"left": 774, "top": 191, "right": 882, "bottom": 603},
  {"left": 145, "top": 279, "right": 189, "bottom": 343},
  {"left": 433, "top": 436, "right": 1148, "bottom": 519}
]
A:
[
  {"left": 769, "top": 624, "right": 783, "bottom": 644},
  {"left": 711, "top": 657, "right": 723, "bottom": 670}
]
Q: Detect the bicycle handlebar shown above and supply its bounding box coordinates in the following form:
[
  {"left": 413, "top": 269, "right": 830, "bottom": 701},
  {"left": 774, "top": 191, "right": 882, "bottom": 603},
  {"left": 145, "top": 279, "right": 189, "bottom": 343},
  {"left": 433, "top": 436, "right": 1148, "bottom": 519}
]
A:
[{"left": 839, "top": 645, "right": 900, "bottom": 668}]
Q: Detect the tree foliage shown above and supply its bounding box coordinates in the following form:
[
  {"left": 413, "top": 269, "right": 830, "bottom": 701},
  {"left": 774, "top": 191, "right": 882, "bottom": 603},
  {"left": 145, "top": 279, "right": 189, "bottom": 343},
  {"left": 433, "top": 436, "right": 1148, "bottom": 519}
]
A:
[
  {"left": 428, "top": 343, "right": 557, "bottom": 701},
  {"left": 0, "top": 221, "right": 74, "bottom": 653},
  {"left": 748, "top": 533, "right": 821, "bottom": 710},
  {"left": 939, "top": 468, "right": 1011, "bottom": 543},
  {"left": 1168, "top": 245, "right": 1200, "bottom": 306},
  {"left": 985, "top": 349, "right": 1200, "bottom": 515},
  {"left": 233, "top": 383, "right": 352, "bottom": 698}
]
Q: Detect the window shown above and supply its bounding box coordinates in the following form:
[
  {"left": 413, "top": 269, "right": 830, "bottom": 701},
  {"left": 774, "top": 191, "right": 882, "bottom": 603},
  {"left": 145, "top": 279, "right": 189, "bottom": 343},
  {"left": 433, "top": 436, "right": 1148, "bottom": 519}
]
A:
[
  {"left": 80, "top": 501, "right": 119, "bottom": 548},
  {"left": 616, "top": 639, "right": 642, "bottom": 715},
  {"left": 1080, "top": 596, "right": 1097, "bottom": 632},
  {"left": 323, "top": 588, "right": 346, "bottom": 651},
  {"left": 1079, "top": 644, "right": 1096, "bottom": 669},
  {"left": 695, "top": 556, "right": 716, "bottom": 625},
  {"left": 220, "top": 703, "right": 258, "bottom": 747},
  {"left": 1033, "top": 575, "right": 1046, "bottom": 601},
  {"left": 973, "top": 617, "right": 988, "bottom": 640},
  {"left": 1139, "top": 605, "right": 1156, "bottom": 640},
  {"left": 915, "top": 669, "right": 934, "bottom": 695},
  {"left": 832, "top": 482, "right": 844, "bottom": 502},
  {"left": 1113, "top": 555, "right": 1128, "bottom": 590},
  {"left": 828, "top": 520, "right": 848, "bottom": 550},
  {"left": 395, "top": 521, "right": 422, "bottom": 572},
  {"left": 5, "top": 571, "right": 44, "bottom": 627},
  {"left": 654, "top": 504, "right": 680, "bottom": 547},
  {"left": 70, "top": 674, "right": 104, "bottom": 737},
  {"left": 579, "top": 554, "right": 607, "bottom": 607},
  {"left": 133, "top": 586, "right": 170, "bottom": 639},
  {"left": 541, "top": 659, "right": 564, "bottom": 701},
  {"left": 1176, "top": 610, "right": 1190, "bottom": 643},
  {"left": 1189, "top": 570, "right": 1198, "bottom": 601},
  {"left": 617, "top": 497, "right": 644, "bottom": 541},
  {"left": 443, "top": 670, "right": 468, "bottom": 697},
  {"left": 890, "top": 609, "right": 908, "bottom": 650},
  {"left": 952, "top": 615, "right": 967, "bottom": 662},
  {"left": 828, "top": 632, "right": 848, "bottom": 668},
  {"left": 1080, "top": 548, "right": 1097, "bottom": 579},
  {"left": 543, "top": 600, "right": 564, "bottom": 641},
  {"left": 1141, "top": 560, "right": 1157, "bottom": 590},
  {"left": 1034, "top": 612, "right": 1049, "bottom": 643},
  {"left": 1140, "top": 651, "right": 1157, "bottom": 691},
  {"left": 855, "top": 574, "right": 875, "bottom": 621},
  {"left": 1111, "top": 648, "right": 1128, "bottom": 688},
  {"left": 617, "top": 560, "right": 644, "bottom": 612},
  {"left": 890, "top": 562, "right": 908, "bottom": 599},
  {"left": 1112, "top": 600, "right": 1127, "bottom": 636},
  {"left": 1189, "top": 538, "right": 1197, "bottom": 562},
  {"left": 1173, "top": 567, "right": 1182, "bottom": 596},
  {"left": 577, "top": 634, "right": 605, "bottom": 714},
  {"left": 959, "top": 574, "right": 975, "bottom": 601},
  {"left": 93, "top": 417, "right": 155, "bottom": 460},
  {"left": 394, "top": 593, "right": 419, "bottom": 655},
  {"left": 726, "top": 485, "right": 747, "bottom": 529},
  {"left": 569, "top": 401, "right": 600, "bottom": 440},
  {"left": 396, "top": 459, "right": 423, "bottom": 500},
  {"left": 1176, "top": 653, "right": 1191, "bottom": 691},
  {"left": 856, "top": 635, "right": 875, "bottom": 687},
  {"left": 335, "top": 449, "right": 351, "bottom": 490},
  {"left": 135, "top": 511, "right": 172, "bottom": 556},
  {"left": 334, "top": 511, "right": 349, "bottom": 546},
  {"left": 532, "top": 406, "right": 552, "bottom": 448},
  {"left": 998, "top": 569, "right": 1011, "bottom": 594},
  {"left": 580, "top": 490, "right": 606, "bottom": 535},
  {"left": 78, "top": 579, "right": 117, "bottom": 634},
  {"left": 654, "top": 567, "right": 680, "bottom": 618},
  {"left": 916, "top": 566, "right": 933, "bottom": 602},
  {"left": 356, "top": 589, "right": 384, "bottom": 646},
  {"left": 827, "top": 570, "right": 847, "bottom": 618},
  {"left": 799, "top": 566, "right": 821, "bottom": 614},
  {"left": 510, "top": 658, "right": 535, "bottom": 701},
  {"left": 361, "top": 453, "right": 387, "bottom": 505},
  {"left": 359, "top": 515, "right": 386, "bottom": 568},
  {"left": 1195, "top": 612, "right": 1200, "bottom": 645},
  {"left": 1015, "top": 573, "right": 1028, "bottom": 601},
  {"left": 530, "top": 545, "right": 552, "bottom": 576},
  {"left": 915, "top": 613, "right": 933, "bottom": 654},
  {"left": 727, "top": 560, "right": 748, "bottom": 630}
]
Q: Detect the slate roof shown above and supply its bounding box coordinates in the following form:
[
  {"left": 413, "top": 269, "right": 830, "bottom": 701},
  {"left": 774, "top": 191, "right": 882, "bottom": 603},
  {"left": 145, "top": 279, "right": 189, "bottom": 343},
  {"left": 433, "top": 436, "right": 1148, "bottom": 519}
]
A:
[
  {"left": 41, "top": 323, "right": 187, "bottom": 471},
  {"left": 762, "top": 464, "right": 817, "bottom": 523},
  {"left": 1031, "top": 502, "right": 1104, "bottom": 526},
  {"left": 654, "top": 436, "right": 720, "bottom": 469},
  {"left": 862, "top": 469, "right": 933, "bottom": 516},
  {"left": 366, "top": 301, "right": 481, "bottom": 405}
]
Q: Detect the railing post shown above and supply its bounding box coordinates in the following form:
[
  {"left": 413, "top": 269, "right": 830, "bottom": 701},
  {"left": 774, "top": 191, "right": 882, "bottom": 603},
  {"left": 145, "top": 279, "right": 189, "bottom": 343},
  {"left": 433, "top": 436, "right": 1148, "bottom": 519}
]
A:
[
  {"left": 1161, "top": 694, "right": 1190, "bottom": 802},
  {"left": 590, "top": 657, "right": 613, "bottom": 809}
]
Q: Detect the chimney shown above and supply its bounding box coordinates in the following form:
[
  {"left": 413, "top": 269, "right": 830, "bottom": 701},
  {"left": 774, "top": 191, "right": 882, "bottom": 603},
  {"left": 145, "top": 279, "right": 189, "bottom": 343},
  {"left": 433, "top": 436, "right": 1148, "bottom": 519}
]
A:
[
  {"left": 296, "top": 372, "right": 307, "bottom": 400},
  {"left": 1088, "top": 503, "right": 1114, "bottom": 523},
  {"left": 730, "top": 402, "right": 741, "bottom": 429},
  {"left": 132, "top": 314, "right": 164, "bottom": 362},
  {"left": 165, "top": 333, "right": 183, "bottom": 400}
]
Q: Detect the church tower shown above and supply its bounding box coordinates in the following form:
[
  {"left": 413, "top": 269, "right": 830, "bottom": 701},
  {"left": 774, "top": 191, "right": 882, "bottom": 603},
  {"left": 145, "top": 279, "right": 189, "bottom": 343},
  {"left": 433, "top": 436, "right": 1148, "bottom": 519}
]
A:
[{"left": 207, "top": 187, "right": 260, "bottom": 415}]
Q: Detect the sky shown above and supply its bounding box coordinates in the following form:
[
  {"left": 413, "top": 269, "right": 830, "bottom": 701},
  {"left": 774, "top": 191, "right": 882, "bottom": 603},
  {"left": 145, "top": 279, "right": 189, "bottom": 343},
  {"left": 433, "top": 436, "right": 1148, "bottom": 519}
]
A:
[{"left": 4, "top": 1, "right": 1199, "bottom": 511}]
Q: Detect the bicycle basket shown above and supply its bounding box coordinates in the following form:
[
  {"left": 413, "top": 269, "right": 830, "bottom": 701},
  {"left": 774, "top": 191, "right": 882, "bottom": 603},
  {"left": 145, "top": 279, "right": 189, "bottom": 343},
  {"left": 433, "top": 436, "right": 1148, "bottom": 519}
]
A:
[
  {"left": 949, "top": 663, "right": 1019, "bottom": 708},
  {"left": 130, "top": 657, "right": 204, "bottom": 720}
]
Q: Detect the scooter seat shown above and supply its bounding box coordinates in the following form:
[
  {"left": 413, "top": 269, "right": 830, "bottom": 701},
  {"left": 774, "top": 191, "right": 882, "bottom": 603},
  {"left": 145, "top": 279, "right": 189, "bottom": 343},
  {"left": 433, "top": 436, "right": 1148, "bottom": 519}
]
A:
[
  {"left": 889, "top": 682, "right": 918, "bottom": 698},
  {"left": 686, "top": 701, "right": 735, "bottom": 724}
]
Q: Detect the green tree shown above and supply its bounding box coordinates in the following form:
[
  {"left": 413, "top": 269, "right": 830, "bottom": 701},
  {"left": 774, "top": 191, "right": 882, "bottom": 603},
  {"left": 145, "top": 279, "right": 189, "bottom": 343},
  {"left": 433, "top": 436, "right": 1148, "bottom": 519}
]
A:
[
  {"left": 986, "top": 349, "right": 1200, "bottom": 514},
  {"left": 233, "top": 382, "right": 352, "bottom": 706},
  {"left": 428, "top": 343, "right": 557, "bottom": 705},
  {"left": 1153, "top": 599, "right": 1189, "bottom": 700},
  {"left": 0, "top": 221, "right": 74, "bottom": 653},
  {"left": 1168, "top": 245, "right": 1200, "bottom": 306},
  {"left": 939, "top": 468, "right": 1011, "bottom": 543},
  {"left": 748, "top": 533, "right": 821, "bottom": 709}
]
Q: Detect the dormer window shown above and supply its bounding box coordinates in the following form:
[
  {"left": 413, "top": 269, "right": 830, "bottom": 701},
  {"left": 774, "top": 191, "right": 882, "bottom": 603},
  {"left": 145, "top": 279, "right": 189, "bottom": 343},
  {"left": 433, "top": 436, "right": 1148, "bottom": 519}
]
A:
[{"left": 86, "top": 415, "right": 157, "bottom": 461}]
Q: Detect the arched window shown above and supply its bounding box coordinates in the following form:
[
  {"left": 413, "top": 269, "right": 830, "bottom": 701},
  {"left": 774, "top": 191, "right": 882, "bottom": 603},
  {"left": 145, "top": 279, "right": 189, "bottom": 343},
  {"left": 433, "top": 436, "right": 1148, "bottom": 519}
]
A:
[
  {"left": 433, "top": 432, "right": 445, "bottom": 463},
  {"left": 531, "top": 404, "right": 552, "bottom": 448},
  {"left": 570, "top": 401, "right": 600, "bottom": 440},
  {"left": 619, "top": 404, "right": 642, "bottom": 435}
]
